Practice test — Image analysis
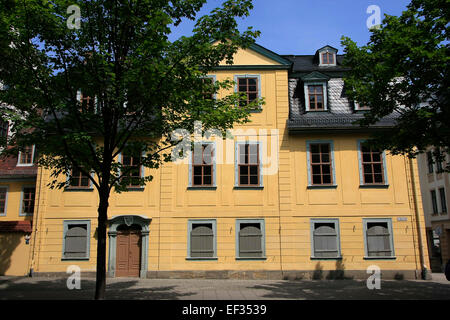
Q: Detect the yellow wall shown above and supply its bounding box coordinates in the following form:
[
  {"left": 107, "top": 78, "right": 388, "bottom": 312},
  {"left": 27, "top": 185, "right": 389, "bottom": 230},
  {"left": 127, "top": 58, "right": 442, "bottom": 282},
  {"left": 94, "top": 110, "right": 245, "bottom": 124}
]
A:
[{"left": 0, "top": 180, "right": 34, "bottom": 275}]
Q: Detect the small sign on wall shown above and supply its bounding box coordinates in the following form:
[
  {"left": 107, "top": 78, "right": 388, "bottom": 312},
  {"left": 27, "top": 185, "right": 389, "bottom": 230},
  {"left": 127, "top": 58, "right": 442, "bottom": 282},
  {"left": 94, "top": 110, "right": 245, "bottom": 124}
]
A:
[{"left": 397, "top": 217, "right": 408, "bottom": 221}]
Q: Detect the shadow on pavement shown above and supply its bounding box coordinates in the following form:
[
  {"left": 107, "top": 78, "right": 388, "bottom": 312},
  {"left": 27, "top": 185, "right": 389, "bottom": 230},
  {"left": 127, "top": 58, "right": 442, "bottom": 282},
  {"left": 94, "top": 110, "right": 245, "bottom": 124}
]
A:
[
  {"left": 248, "top": 279, "right": 450, "bottom": 300},
  {"left": 0, "top": 277, "right": 194, "bottom": 300}
]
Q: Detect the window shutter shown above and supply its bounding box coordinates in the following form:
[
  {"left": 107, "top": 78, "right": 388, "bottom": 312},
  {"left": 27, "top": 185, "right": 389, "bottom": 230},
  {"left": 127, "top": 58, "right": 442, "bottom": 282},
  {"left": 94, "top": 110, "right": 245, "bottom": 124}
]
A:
[
  {"left": 65, "top": 225, "right": 88, "bottom": 258},
  {"left": 313, "top": 223, "right": 338, "bottom": 258},
  {"left": 190, "top": 224, "right": 214, "bottom": 257},
  {"left": 366, "top": 223, "right": 392, "bottom": 257},
  {"left": 239, "top": 223, "right": 262, "bottom": 258}
]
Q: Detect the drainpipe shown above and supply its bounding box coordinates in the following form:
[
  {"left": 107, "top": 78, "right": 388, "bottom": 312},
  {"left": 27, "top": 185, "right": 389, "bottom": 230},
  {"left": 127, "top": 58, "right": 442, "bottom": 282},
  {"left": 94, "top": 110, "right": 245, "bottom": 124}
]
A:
[
  {"left": 29, "top": 166, "right": 43, "bottom": 277},
  {"left": 408, "top": 157, "right": 429, "bottom": 280}
]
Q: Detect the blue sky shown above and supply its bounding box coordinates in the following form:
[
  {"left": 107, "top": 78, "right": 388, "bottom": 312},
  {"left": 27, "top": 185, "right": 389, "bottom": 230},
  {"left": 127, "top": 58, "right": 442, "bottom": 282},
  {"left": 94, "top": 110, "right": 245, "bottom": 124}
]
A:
[{"left": 168, "top": 0, "right": 411, "bottom": 55}]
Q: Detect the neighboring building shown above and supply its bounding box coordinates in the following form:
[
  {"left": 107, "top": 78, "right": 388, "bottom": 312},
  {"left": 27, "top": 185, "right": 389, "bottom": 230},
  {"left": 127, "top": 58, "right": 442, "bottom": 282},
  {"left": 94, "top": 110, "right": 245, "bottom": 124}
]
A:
[
  {"left": 417, "top": 148, "right": 450, "bottom": 272},
  {"left": 1, "top": 43, "right": 430, "bottom": 280},
  {"left": 0, "top": 119, "right": 36, "bottom": 276}
]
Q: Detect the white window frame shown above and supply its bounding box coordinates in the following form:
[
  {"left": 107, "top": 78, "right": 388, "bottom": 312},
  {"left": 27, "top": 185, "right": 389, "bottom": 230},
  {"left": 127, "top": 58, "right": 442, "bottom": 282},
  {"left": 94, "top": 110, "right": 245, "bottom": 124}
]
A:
[
  {"left": 188, "top": 141, "right": 216, "bottom": 188},
  {"left": 17, "top": 145, "right": 35, "bottom": 167},
  {"left": 0, "top": 186, "right": 9, "bottom": 216},
  {"left": 319, "top": 49, "right": 337, "bottom": 67},
  {"left": 234, "top": 141, "right": 263, "bottom": 188}
]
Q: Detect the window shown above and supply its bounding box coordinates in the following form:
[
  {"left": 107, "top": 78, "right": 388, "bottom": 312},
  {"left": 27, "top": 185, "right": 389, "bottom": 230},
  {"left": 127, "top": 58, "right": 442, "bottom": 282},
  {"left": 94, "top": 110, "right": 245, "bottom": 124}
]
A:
[
  {"left": 0, "top": 120, "right": 8, "bottom": 139},
  {"left": 201, "top": 77, "right": 215, "bottom": 101},
  {"left": 68, "top": 167, "right": 91, "bottom": 188},
  {"left": 359, "top": 143, "right": 386, "bottom": 185},
  {"left": 308, "top": 142, "right": 334, "bottom": 186},
  {"left": 236, "top": 219, "right": 265, "bottom": 259},
  {"left": 187, "top": 220, "right": 217, "bottom": 259},
  {"left": 363, "top": 219, "right": 395, "bottom": 258},
  {"left": 62, "top": 221, "right": 90, "bottom": 260},
  {"left": 439, "top": 188, "right": 447, "bottom": 214},
  {"left": 427, "top": 151, "right": 434, "bottom": 173},
  {"left": 237, "top": 143, "right": 260, "bottom": 186},
  {"left": 17, "top": 145, "right": 34, "bottom": 166},
  {"left": 307, "top": 85, "right": 324, "bottom": 110},
  {"left": 20, "top": 187, "right": 35, "bottom": 216},
  {"left": 436, "top": 149, "right": 444, "bottom": 173},
  {"left": 120, "top": 152, "right": 143, "bottom": 187},
  {"left": 0, "top": 187, "right": 7, "bottom": 216},
  {"left": 80, "top": 92, "right": 95, "bottom": 113},
  {"left": 431, "top": 190, "right": 438, "bottom": 215},
  {"left": 311, "top": 219, "right": 341, "bottom": 259},
  {"left": 236, "top": 76, "right": 259, "bottom": 107},
  {"left": 321, "top": 52, "right": 334, "bottom": 65},
  {"left": 191, "top": 144, "right": 214, "bottom": 187}
]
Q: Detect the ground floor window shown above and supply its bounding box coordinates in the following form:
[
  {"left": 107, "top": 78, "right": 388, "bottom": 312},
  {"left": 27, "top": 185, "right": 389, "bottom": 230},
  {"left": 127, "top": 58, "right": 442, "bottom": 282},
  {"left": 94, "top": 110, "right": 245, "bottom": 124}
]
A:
[
  {"left": 62, "top": 220, "right": 90, "bottom": 260},
  {"left": 187, "top": 220, "right": 217, "bottom": 259},
  {"left": 236, "top": 219, "right": 265, "bottom": 259},
  {"left": 310, "top": 219, "right": 341, "bottom": 259},
  {"left": 363, "top": 218, "right": 395, "bottom": 258}
]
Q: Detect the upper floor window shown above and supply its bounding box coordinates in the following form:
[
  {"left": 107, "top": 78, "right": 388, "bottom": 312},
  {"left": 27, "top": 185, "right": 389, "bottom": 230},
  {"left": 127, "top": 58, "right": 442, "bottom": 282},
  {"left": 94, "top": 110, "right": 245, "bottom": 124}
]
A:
[
  {"left": 0, "top": 187, "right": 7, "bottom": 216},
  {"left": 431, "top": 190, "right": 438, "bottom": 215},
  {"left": 321, "top": 52, "right": 334, "bottom": 65},
  {"left": 308, "top": 85, "right": 324, "bottom": 110},
  {"left": 435, "top": 149, "right": 444, "bottom": 173},
  {"left": 0, "top": 120, "right": 8, "bottom": 139},
  {"left": 439, "top": 188, "right": 447, "bottom": 214},
  {"left": 120, "top": 152, "right": 143, "bottom": 188},
  {"left": 68, "top": 167, "right": 91, "bottom": 189},
  {"left": 307, "top": 142, "right": 334, "bottom": 186},
  {"left": 427, "top": 151, "right": 434, "bottom": 173},
  {"left": 237, "top": 143, "right": 260, "bottom": 187},
  {"left": 20, "top": 187, "right": 35, "bottom": 216},
  {"left": 201, "top": 77, "right": 215, "bottom": 101},
  {"left": 235, "top": 75, "right": 260, "bottom": 108},
  {"left": 192, "top": 144, "right": 214, "bottom": 187},
  {"left": 17, "top": 145, "right": 35, "bottom": 166},
  {"left": 359, "top": 144, "right": 386, "bottom": 185}
]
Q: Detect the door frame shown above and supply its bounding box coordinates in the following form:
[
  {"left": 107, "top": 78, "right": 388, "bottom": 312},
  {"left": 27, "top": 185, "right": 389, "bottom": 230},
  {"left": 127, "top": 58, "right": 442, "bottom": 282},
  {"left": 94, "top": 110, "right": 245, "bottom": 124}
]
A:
[{"left": 108, "top": 215, "right": 151, "bottom": 278}]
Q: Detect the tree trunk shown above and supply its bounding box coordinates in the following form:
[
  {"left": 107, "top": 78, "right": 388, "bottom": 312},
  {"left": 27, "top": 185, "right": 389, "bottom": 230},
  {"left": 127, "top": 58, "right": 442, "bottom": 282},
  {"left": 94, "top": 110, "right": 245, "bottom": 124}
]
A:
[{"left": 94, "top": 189, "right": 109, "bottom": 300}]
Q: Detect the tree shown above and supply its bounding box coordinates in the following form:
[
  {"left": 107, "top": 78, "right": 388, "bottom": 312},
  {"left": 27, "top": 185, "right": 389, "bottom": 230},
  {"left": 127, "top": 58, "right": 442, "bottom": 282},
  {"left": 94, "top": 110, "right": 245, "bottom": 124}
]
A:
[
  {"left": 341, "top": 0, "right": 449, "bottom": 167},
  {"left": 0, "top": 0, "right": 261, "bottom": 299}
]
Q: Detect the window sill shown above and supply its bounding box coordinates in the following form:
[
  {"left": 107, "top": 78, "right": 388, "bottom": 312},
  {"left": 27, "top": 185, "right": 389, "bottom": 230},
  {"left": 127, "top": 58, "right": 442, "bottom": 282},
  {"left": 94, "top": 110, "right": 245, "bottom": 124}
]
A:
[
  {"left": 61, "top": 257, "right": 90, "bottom": 261},
  {"left": 249, "top": 107, "right": 263, "bottom": 113},
  {"left": 187, "top": 186, "right": 217, "bottom": 190},
  {"left": 19, "top": 213, "right": 33, "bottom": 217},
  {"left": 16, "top": 164, "right": 34, "bottom": 167},
  {"left": 307, "top": 185, "right": 337, "bottom": 189},
  {"left": 125, "top": 187, "right": 145, "bottom": 191},
  {"left": 359, "top": 184, "right": 389, "bottom": 189},
  {"left": 363, "top": 256, "right": 396, "bottom": 260},
  {"left": 305, "top": 110, "right": 329, "bottom": 113},
  {"left": 310, "top": 256, "right": 342, "bottom": 260},
  {"left": 64, "top": 187, "right": 94, "bottom": 192},
  {"left": 186, "top": 257, "right": 218, "bottom": 261},
  {"left": 234, "top": 186, "right": 264, "bottom": 190},
  {"left": 236, "top": 257, "right": 267, "bottom": 261}
]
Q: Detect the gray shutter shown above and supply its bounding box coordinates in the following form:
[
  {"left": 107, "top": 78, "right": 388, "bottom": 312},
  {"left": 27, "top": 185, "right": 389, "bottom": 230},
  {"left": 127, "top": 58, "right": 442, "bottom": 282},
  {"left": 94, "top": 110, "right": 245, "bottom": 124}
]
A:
[
  {"left": 239, "top": 223, "right": 262, "bottom": 257},
  {"left": 190, "top": 224, "right": 214, "bottom": 257},
  {"left": 65, "top": 225, "right": 88, "bottom": 258},
  {"left": 366, "top": 223, "right": 392, "bottom": 257},
  {"left": 313, "top": 223, "right": 338, "bottom": 258}
]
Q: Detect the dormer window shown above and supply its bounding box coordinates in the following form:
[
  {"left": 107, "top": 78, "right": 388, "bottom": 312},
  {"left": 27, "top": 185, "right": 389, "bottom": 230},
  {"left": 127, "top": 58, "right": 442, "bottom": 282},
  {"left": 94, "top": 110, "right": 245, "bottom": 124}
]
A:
[
  {"left": 317, "top": 45, "right": 337, "bottom": 67},
  {"left": 321, "top": 52, "right": 334, "bottom": 65},
  {"left": 17, "top": 145, "right": 35, "bottom": 166},
  {"left": 301, "top": 72, "right": 329, "bottom": 112}
]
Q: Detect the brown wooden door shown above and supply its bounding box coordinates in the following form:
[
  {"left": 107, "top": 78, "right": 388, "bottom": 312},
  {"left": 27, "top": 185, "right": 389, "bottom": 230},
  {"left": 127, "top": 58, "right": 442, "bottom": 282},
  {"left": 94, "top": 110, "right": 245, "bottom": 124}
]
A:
[{"left": 116, "top": 225, "right": 141, "bottom": 277}]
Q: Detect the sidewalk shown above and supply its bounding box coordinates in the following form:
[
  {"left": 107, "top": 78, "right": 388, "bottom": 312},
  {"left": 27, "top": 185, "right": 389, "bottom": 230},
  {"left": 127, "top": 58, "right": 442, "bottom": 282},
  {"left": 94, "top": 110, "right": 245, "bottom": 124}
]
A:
[{"left": 0, "top": 274, "right": 449, "bottom": 300}]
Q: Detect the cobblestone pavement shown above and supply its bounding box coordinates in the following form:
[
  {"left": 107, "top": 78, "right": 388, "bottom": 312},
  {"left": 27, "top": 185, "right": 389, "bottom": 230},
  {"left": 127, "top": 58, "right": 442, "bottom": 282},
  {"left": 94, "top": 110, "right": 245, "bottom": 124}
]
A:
[{"left": 0, "top": 273, "right": 449, "bottom": 300}]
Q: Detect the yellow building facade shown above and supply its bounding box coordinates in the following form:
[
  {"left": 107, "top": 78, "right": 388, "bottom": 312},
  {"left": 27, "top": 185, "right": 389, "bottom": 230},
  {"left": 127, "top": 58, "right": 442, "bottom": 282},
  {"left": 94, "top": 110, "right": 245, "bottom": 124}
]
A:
[{"left": 14, "top": 44, "right": 430, "bottom": 280}]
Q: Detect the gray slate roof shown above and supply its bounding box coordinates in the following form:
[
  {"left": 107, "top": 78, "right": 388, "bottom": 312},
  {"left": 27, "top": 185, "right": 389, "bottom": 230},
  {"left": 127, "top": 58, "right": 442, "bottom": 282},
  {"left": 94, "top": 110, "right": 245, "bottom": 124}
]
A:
[{"left": 282, "top": 55, "right": 350, "bottom": 73}]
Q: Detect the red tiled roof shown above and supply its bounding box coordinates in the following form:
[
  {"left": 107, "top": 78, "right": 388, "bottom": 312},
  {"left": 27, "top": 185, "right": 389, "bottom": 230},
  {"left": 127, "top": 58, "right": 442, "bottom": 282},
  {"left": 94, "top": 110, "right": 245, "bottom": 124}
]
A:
[
  {"left": 0, "top": 154, "right": 37, "bottom": 178},
  {"left": 0, "top": 220, "right": 33, "bottom": 233}
]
